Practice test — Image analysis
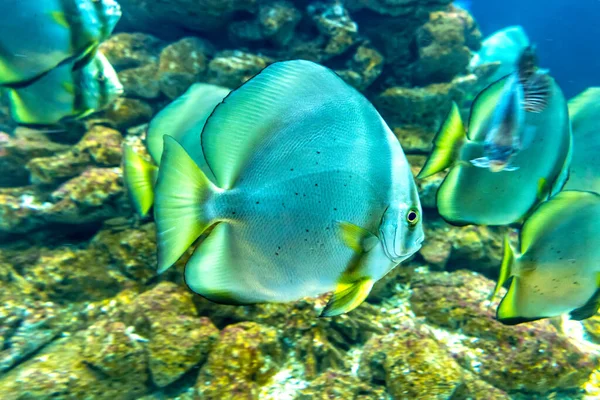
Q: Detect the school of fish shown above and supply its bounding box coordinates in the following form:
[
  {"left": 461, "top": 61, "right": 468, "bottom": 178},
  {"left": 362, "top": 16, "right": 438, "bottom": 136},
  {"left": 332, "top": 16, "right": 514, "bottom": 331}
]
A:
[{"left": 2, "top": 7, "right": 599, "bottom": 324}]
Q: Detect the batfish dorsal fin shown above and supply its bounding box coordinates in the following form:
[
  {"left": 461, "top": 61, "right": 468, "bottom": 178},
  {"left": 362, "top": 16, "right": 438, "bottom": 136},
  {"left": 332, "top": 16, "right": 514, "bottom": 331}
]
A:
[
  {"left": 200, "top": 60, "right": 359, "bottom": 190},
  {"left": 468, "top": 75, "right": 511, "bottom": 142},
  {"left": 520, "top": 191, "right": 600, "bottom": 254},
  {"left": 146, "top": 83, "right": 230, "bottom": 167},
  {"left": 122, "top": 144, "right": 158, "bottom": 217}
]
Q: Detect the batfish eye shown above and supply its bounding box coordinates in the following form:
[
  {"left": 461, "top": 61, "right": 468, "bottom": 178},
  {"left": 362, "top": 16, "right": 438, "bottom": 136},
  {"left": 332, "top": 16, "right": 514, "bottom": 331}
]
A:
[
  {"left": 97, "top": 72, "right": 106, "bottom": 81},
  {"left": 406, "top": 208, "right": 419, "bottom": 226}
]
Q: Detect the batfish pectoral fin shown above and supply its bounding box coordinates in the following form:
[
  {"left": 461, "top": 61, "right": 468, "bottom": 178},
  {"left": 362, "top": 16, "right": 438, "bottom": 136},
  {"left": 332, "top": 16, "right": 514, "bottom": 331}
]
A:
[
  {"left": 154, "top": 135, "right": 219, "bottom": 273},
  {"left": 569, "top": 274, "right": 600, "bottom": 321},
  {"left": 49, "top": 11, "right": 70, "bottom": 28},
  {"left": 470, "top": 156, "right": 491, "bottom": 169},
  {"left": 490, "top": 236, "right": 515, "bottom": 300},
  {"left": 320, "top": 277, "right": 374, "bottom": 317},
  {"left": 184, "top": 222, "right": 250, "bottom": 306},
  {"left": 418, "top": 102, "right": 466, "bottom": 179},
  {"left": 122, "top": 144, "right": 158, "bottom": 217},
  {"left": 337, "top": 221, "right": 378, "bottom": 254}
]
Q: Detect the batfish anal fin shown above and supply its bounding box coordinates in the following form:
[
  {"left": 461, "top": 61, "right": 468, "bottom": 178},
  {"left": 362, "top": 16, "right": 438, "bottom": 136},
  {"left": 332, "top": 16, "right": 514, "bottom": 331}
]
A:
[
  {"left": 569, "top": 273, "right": 600, "bottom": 321},
  {"left": 320, "top": 277, "right": 374, "bottom": 317},
  {"left": 122, "top": 144, "right": 158, "bottom": 217},
  {"left": 490, "top": 236, "right": 516, "bottom": 300}
]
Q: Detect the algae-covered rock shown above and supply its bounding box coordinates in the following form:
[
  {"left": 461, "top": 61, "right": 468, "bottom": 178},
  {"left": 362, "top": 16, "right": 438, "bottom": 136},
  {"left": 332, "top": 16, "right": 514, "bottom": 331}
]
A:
[
  {"left": 345, "top": 0, "right": 452, "bottom": 17},
  {"left": 309, "top": 2, "right": 358, "bottom": 58},
  {"left": 297, "top": 370, "right": 388, "bottom": 399},
  {"left": 336, "top": 41, "right": 385, "bottom": 91},
  {"left": 90, "top": 222, "right": 158, "bottom": 283},
  {"left": 406, "top": 155, "right": 444, "bottom": 209},
  {"left": 0, "top": 186, "right": 47, "bottom": 234},
  {"left": 409, "top": 270, "right": 597, "bottom": 394},
  {"left": 119, "top": 63, "right": 161, "bottom": 99},
  {"left": 148, "top": 316, "right": 219, "bottom": 387},
  {"left": 207, "top": 50, "right": 270, "bottom": 89},
  {"left": 100, "top": 32, "right": 165, "bottom": 71},
  {"left": 196, "top": 322, "right": 283, "bottom": 399},
  {"left": 0, "top": 335, "right": 150, "bottom": 399},
  {"left": 102, "top": 97, "right": 155, "bottom": 130},
  {"left": 359, "top": 320, "right": 466, "bottom": 399},
  {"left": 158, "top": 37, "right": 214, "bottom": 99},
  {"left": 26, "top": 126, "right": 123, "bottom": 185}
]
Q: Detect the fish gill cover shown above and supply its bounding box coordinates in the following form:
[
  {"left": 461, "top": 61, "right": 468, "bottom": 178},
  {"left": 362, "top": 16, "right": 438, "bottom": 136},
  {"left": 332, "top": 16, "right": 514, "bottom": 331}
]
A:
[{"left": 0, "top": 1, "right": 599, "bottom": 399}]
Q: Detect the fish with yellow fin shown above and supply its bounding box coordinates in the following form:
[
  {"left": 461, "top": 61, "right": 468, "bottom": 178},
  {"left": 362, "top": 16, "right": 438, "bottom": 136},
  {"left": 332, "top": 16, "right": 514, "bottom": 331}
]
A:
[
  {"left": 417, "top": 50, "right": 570, "bottom": 226},
  {"left": 0, "top": 0, "right": 121, "bottom": 86},
  {"left": 563, "top": 87, "right": 600, "bottom": 193},
  {"left": 6, "top": 51, "right": 122, "bottom": 126},
  {"left": 153, "top": 60, "right": 423, "bottom": 316},
  {"left": 492, "top": 191, "right": 600, "bottom": 325},
  {"left": 123, "top": 83, "right": 231, "bottom": 217}
]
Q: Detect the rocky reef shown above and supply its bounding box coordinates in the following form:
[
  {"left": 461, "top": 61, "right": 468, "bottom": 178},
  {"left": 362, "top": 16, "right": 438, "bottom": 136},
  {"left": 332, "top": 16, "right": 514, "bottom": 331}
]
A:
[{"left": 1, "top": 1, "right": 599, "bottom": 399}]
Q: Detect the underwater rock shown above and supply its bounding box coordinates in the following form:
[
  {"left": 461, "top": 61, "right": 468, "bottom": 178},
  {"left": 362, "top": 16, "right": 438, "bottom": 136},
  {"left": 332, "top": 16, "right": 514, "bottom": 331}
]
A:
[
  {"left": 335, "top": 41, "right": 385, "bottom": 91},
  {"left": 117, "top": 0, "right": 259, "bottom": 37},
  {"left": 308, "top": 2, "right": 358, "bottom": 58},
  {"left": 412, "top": 9, "right": 481, "bottom": 85},
  {"left": 44, "top": 167, "right": 129, "bottom": 225},
  {"left": 229, "top": 1, "right": 301, "bottom": 47},
  {"left": 102, "top": 98, "right": 155, "bottom": 131},
  {"left": 158, "top": 37, "right": 214, "bottom": 99},
  {"left": 374, "top": 82, "right": 464, "bottom": 130},
  {"left": 345, "top": 0, "right": 452, "bottom": 17},
  {"left": 207, "top": 50, "right": 271, "bottom": 89},
  {"left": 148, "top": 316, "right": 219, "bottom": 387},
  {"left": 409, "top": 269, "right": 597, "bottom": 394},
  {"left": 26, "top": 126, "right": 123, "bottom": 185},
  {"left": 0, "top": 186, "right": 47, "bottom": 234},
  {"left": 196, "top": 322, "right": 283, "bottom": 399},
  {"left": 359, "top": 320, "right": 467, "bottom": 399},
  {"left": 297, "top": 370, "right": 388, "bottom": 399},
  {"left": 407, "top": 155, "right": 444, "bottom": 209},
  {"left": 0, "top": 334, "right": 150, "bottom": 399},
  {"left": 90, "top": 222, "right": 158, "bottom": 283},
  {"left": 20, "top": 246, "right": 128, "bottom": 303},
  {"left": 118, "top": 63, "right": 162, "bottom": 99},
  {"left": 81, "top": 320, "right": 149, "bottom": 380},
  {"left": 393, "top": 126, "right": 434, "bottom": 154},
  {"left": 100, "top": 33, "right": 165, "bottom": 71}
]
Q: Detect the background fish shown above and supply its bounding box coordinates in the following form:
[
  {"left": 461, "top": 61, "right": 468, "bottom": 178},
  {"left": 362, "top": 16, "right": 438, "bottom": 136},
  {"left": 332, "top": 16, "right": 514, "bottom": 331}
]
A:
[
  {"left": 0, "top": 0, "right": 121, "bottom": 86},
  {"left": 6, "top": 51, "right": 122, "bottom": 126},
  {"left": 469, "top": 26, "right": 530, "bottom": 83},
  {"left": 417, "top": 74, "right": 571, "bottom": 226},
  {"left": 492, "top": 191, "right": 600, "bottom": 325},
  {"left": 123, "top": 83, "right": 230, "bottom": 217},
  {"left": 563, "top": 87, "right": 600, "bottom": 193},
  {"left": 154, "top": 60, "right": 423, "bottom": 316}
]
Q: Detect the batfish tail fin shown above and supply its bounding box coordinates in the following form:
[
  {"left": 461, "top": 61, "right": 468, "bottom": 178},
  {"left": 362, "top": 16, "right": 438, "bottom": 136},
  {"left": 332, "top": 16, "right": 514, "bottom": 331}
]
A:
[
  {"left": 154, "top": 135, "right": 220, "bottom": 273},
  {"left": 122, "top": 144, "right": 158, "bottom": 217},
  {"left": 417, "top": 102, "right": 466, "bottom": 179}
]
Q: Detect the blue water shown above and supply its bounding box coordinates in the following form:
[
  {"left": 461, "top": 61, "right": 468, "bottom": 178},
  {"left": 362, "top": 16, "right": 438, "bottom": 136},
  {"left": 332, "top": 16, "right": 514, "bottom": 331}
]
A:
[{"left": 471, "top": 0, "right": 600, "bottom": 97}]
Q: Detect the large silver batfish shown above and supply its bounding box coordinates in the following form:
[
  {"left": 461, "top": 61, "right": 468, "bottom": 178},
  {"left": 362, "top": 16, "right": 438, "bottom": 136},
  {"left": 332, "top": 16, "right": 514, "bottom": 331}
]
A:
[{"left": 154, "top": 60, "right": 424, "bottom": 316}]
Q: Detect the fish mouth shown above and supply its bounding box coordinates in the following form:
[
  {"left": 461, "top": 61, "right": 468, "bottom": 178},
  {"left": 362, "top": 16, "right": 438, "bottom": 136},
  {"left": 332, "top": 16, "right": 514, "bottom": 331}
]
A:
[{"left": 390, "top": 236, "right": 424, "bottom": 263}]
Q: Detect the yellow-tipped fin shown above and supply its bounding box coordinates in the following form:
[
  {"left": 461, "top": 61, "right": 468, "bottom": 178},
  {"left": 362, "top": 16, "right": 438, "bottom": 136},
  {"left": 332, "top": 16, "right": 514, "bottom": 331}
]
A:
[
  {"left": 337, "top": 221, "right": 378, "bottom": 253},
  {"left": 417, "top": 102, "right": 466, "bottom": 179},
  {"left": 154, "top": 136, "right": 219, "bottom": 273},
  {"left": 490, "top": 236, "right": 515, "bottom": 300},
  {"left": 49, "top": 11, "right": 70, "bottom": 28},
  {"left": 569, "top": 275, "right": 600, "bottom": 321},
  {"left": 122, "top": 144, "right": 158, "bottom": 217},
  {"left": 320, "top": 277, "right": 374, "bottom": 317}
]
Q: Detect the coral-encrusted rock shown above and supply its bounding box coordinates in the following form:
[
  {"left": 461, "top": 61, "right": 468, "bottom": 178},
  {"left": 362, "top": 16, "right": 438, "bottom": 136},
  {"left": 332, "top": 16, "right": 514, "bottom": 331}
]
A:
[
  {"left": 82, "top": 320, "right": 148, "bottom": 379},
  {"left": 0, "top": 335, "right": 150, "bottom": 399},
  {"left": 229, "top": 1, "right": 301, "bottom": 47},
  {"left": 406, "top": 155, "right": 444, "bottom": 209},
  {"left": 412, "top": 9, "right": 482, "bottom": 85},
  {"left": 117, "top": 0, "right": 259, "bottom": 37},
  {"left": 90, "top": 222, "right": 158, "bottom": 283},
  {"left": 21, "top": 247, "right": 128, "bottom": 303},
  {"left": 148, "top": 316, "right": 219, "bottom": 387},
  {"left": 308, "top": 2, "right": 358, "bottom": 58},
  {"left": 44, "top": 167, "right": 129, "bottom": 224},
  {"left": 26, "top": 126, "right": 123, "bottom": 185},
  {"left": 102, "top": 98, "right": 155, "bottom": 130},
  {"left": 100, "top": 33, "right": 165, "bottom": 71},
  {"left": 207, "top": 51, "right": 270, "bottom": 89},
  {"left": 409, "top": 270, "right": 598, "bottom": 394},
  {"left": 374, "top": 83, "right": 463, "bottom": 130},
  {"left": 0, "top": 187, "right": 47, "bottom": 234},
  {"left": 118, "top": 63, "right": 161, "bottom": 99},
  {"left": 336, "top": 41, "right": 384, "bottom": 91},
  {"left": 297, "top": 370, "right": 388, "bottom": 399},
  {"left": 393, "top": 126, "right": 434, "bottom": 154},
  {"left": 359, "top": 320, "right": 466, "bottom": 399},
  {"left": 346, "top": 0, "right": 452, "bottom": 17},
  {"left": 196, "top": 322, "right": 283, "bottom": 399},
  {"left": 158, "top": 37, "right": 214, "bottom": 99}
]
